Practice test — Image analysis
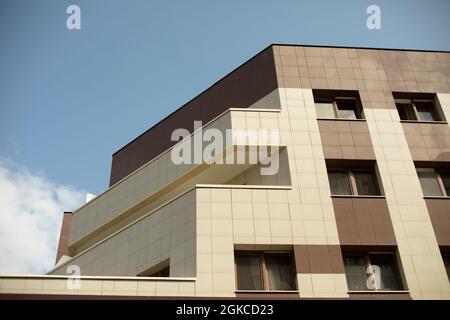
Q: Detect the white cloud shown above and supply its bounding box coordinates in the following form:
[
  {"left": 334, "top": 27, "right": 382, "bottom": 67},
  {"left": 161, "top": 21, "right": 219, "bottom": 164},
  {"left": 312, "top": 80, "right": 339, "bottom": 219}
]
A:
[{"left": 0, "top": 159, "right": 86, "bottom": 274}]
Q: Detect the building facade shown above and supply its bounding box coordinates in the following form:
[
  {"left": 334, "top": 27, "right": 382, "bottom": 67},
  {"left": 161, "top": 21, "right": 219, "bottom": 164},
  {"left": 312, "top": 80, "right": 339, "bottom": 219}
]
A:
[{"left": 1, "top": 44, "right": 450, "bottom": 299}]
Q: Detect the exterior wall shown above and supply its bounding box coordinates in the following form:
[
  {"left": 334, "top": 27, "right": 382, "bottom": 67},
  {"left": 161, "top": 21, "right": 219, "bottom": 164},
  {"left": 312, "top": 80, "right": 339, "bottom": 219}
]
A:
[
  {"left": 55, "top": 212, "right": 73, "bottom": 263},
  {"left": 0, "top": 276, "right": 195, "bottom": 297},
  {"left": 425, "top": 199, "right": 450, "bottom": 246},
  {"left": 332, "top": 197, "right": 396, "bottom": 246},
  {"left": 225, "top": 148, "right": 291, "bottom": 185},
  {"left": 364, "top": 107, "right": 450, "bottom": 299},
  {"left": 273, "top": 45, "right": 450, "bottom": 299},
  {"left": 2, "top": 45, "right": 450, "bottom": 300},
  {"left": 51, "top": 190, "right": 196, "bottom": 278},
  {"left": 192, "top": 88, "right": 348, "bottom": 298},
  {"left": 69, "top": 112, "right": 232, "bottom": 250},
  {"left": 273, "top": 45, "right": 450, "bottom": 104},
  {"left": 402, "top": 122, "right": 450, "bottom": 161},
  {"left": 317, "top": 120, "right": 375, "bottom": 160}
]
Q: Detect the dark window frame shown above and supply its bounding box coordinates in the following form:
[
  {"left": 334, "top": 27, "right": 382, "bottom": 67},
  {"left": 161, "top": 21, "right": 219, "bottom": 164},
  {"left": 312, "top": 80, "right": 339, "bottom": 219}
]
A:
[
  {"left": 315, "top": 96, "right": 364, "bottom": 120},
  {"left": 417, "top": 168, "right": 450, "bottom": 197},
  {"left": 328, "top": 166, "right": 381, "bottom": 196},
  {"left": 343, "top": 251, "right": 404, "bottom": 291},
  {"left": 395, "top": 98, "right": 443, "bottom": 122},
  {"left": 234, "top": 251, "right": 296, "bottom": 291}
]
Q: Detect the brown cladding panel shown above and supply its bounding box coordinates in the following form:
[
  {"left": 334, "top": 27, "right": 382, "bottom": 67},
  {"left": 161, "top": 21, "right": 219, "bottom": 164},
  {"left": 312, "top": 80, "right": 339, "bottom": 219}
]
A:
[
  {"left": 55, "top": 212, "right": 73, "bottom": 264},
  {"left": 318, "top": 120, "right": 375, "bottom": 160},
  {"left": 332, "top": 197, "right": 397, "bottom": 246},
  {"left": 402, "top": 122, "right": 450, "bottom": 162},
  {"left": 294, "top": 245, "right": 345, "bottom": 274},
  {"left": 109, "top": 47, "right": 278, "bottom": 185},
  {"left": 274, "top": 45, "right": 450, "bottom": 110},
  {"left": 425, "top": 198, "right": 450, "bottom": 246}
]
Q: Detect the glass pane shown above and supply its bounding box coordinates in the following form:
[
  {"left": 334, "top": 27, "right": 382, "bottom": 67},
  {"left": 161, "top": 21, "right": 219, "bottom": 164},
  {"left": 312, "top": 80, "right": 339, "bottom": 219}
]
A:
[
  {"left": 396, "top": 103, "right": 417, "bottom": 120},
  {"left": 265, "top": 254, "right": 295, "bottom": 290},
  {"left": 336, "top": 99, "right": 358, "bottom": 119},
  {"left": 415, "top": 101, "right": 439, "bottom": 121},
  {"left": 315, "top": 102, "right": 335, "bottom": 119},
  {"left": 417, "top": 170, "right": 442, "bottom": 196},
  {"left": 354, "top": 171, "right": 379, "bottom": 195},
  {"left": 439, "top": 172, "right": 450, "bottom": 196},
  {"left": 369, "top": 254, "right": 403, "bottom": 291},
  {"left": 235, "top": 254, "right": 262, "bottom": 290},
  {"left": 343, "top": 256, "right": 368, "bottom": 291},
  {"left": 328, "top": 171, "right": 352, "bottom": 195}
]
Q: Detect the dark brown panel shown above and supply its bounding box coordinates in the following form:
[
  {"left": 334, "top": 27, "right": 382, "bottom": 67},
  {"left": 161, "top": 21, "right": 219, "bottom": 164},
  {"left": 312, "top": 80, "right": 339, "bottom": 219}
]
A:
[
  {"left": 293, "top": 245, "right": 345, "bottom": 274},
  {"left": 402, "top": 122, "right": 450, "bottom": 162},
  {"left": 425, "top": 198, "right": 450, "bottom": 246},
  {"left": 318, "top": 120, "right": 375, "bottom": 160},
  {"left": 109, "top": 47, "right": 278, "bottom": 185},
  {"left": 332, "top": 197, "right": 397, "bottom": 246},
  {"left": 55, "top": 212, "right": 72, "bottom": 264}
]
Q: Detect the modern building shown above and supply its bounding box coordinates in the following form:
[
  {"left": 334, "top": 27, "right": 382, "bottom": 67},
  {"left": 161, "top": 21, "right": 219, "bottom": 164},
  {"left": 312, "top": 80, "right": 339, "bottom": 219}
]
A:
[{"left": 1, "top": 44, "right": 450, "bottom": 299}]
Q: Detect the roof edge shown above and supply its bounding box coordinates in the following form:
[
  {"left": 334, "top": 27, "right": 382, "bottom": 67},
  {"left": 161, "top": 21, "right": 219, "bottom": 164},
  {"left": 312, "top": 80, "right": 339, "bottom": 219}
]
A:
[
  {"left": 112, "top": 42, "right": 450, "bottom": 156},
  {"left": 112, "top": 43, "right": 275, "bottom": 156}
]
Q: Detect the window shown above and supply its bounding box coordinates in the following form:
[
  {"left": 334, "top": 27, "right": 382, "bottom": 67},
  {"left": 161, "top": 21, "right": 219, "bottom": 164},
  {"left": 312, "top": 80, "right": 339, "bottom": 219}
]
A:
[
  {"left": 343, "top": 252, "right": 404, "bottom": 291},
  {"left": 417, "top": 168, "right": 450, "bottom": 197},
  {"left": 328, "top": 170, "right": 352, "bottom": 195},
  {"left": 315, "top": 97, "right": 363, "bottom": 120},
  {"left": 327, "top": 166, "right": 381, "bottom": 196},
  {"left": 354, "top": 171, "right": 379, "bottom": 195},
  {"left": 395, "top": 99, "right": 442, "bottom": 122},
  {"left": 315, "top": 101, "right": 335, "bottom": 119},
  {"left": 336, "top": 98, "right": 358, "bottom": 119},
  {"left": 235, "top": 251, "right": 295, "bottom": 291}
]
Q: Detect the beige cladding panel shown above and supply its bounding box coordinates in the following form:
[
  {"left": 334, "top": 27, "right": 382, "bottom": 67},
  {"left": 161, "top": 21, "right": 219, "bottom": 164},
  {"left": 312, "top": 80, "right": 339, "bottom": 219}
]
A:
[
  {"left": 364, "top": 107, "right": 450, "bottom": 299},
  {"left": 194, "top": 87, "right": 348, "bottom": 298},
  {"left": 0, "top": 276, "right": 196, "bottom": 297}
]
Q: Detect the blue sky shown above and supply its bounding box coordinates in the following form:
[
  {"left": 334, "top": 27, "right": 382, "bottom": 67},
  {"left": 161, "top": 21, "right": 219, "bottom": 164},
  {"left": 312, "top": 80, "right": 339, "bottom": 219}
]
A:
[{"left": 1, "top": 0, "right": 450, "bottom": 195}]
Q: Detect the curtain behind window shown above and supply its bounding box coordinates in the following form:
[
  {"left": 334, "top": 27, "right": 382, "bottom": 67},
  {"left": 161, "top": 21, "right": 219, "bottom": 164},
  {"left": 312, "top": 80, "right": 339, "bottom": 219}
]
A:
[
  {"left": 343, "top": 256, "right": 368, "bottom": 291},
  {"left": 235, "top": 254, "right": 262, "bottom": 290},
  {"left": 370, "top": 254, "right": 403, "bottom": 290},
  {"left": 354, "top": 171, "right": 378, "bottom": 195},
  {"left": 328, "top": 171, "right": 351, "bottom": 195},
  {"left": 265, "top": 254, "right": 295, "bottom": 290}
]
